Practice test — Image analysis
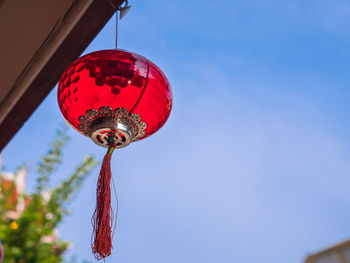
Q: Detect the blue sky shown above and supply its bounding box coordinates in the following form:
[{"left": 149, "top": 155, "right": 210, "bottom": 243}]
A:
[{"left": 3, "top": 0, "right": 350, "bottom": 262}]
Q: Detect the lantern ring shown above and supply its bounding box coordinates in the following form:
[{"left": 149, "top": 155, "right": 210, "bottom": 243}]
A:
[
  {"left": 91, "top": 126, "right": 132, "bottom": 148},
  {"left": 78, "top": 106, "right": 147, "bottom": 148}
]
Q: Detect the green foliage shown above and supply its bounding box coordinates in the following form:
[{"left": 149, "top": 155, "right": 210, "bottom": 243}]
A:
[{"left": 0, "top": 127, "right": 97, "bottom": 263}]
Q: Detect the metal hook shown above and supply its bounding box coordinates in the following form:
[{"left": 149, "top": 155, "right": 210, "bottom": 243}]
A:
[
  {"left": 118, "top": 0, "right": 131, "bottom": 19},
  {"left": 109, "top": 0, "right": 131, "bottom": 18}
]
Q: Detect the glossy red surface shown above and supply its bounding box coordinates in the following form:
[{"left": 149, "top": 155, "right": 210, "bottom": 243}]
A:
[{"left": 57, "top": 50, "right": 172, "bottom": 140}]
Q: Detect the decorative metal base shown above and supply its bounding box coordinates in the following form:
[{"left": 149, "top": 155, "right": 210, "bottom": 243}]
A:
[{"left": 78, "top": 106, "right": 147, "bottom": 148}]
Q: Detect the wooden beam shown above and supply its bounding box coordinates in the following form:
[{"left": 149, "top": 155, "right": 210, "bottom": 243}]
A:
[
  {"left": 0, "top": 0, "right": 123, "bottom": 151},
  {"left": 304, "top": 239, "right": 350, "bottom": 263}
]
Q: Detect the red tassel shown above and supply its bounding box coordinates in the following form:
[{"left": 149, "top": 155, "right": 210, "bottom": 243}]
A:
[{"left": 92, "top": 146, "right": 115, "bottom": 260}]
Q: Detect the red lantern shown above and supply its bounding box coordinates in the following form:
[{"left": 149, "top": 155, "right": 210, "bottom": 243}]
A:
[
  {"left": 58, "top": 49, "right": 172, "bottom": 146},
  {"left": 57, "top": 49, "right": 172, "bottom": 259}
]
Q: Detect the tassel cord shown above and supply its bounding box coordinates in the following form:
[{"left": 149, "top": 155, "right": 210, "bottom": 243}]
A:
[{"left": 91, "top": 143, "right": 116, "bottom": 260}]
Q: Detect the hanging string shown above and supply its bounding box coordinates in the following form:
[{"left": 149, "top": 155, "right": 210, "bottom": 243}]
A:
[
  {"left": 108, "top": 0, "right": 120, "bottom": 49},
  {"left": 115, "top": 10, "right": 119, "bottom": 49},
  {"left": 108, "top": 0, "right": 130, "bottom": 50}
]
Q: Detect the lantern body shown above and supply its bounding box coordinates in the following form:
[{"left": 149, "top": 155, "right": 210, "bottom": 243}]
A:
[{"left": 58, "top": 50, "right": 172, "bottom": 147}]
